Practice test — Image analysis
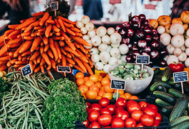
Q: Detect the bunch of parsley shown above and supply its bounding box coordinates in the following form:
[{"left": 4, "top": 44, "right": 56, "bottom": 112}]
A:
[
  {"left": 43, "top": 78, "right": 87, "bottom": 129},
  {"left": 0, "top": 77, "right": 9, "bottom": 103}
]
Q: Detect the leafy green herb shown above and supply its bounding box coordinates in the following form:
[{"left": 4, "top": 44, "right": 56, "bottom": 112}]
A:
[{"left": 0, "top": 77, "right": 8, "bottom": 92}]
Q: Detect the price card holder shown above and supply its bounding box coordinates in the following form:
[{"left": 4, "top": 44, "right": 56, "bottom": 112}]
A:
[
  {"left": 109, "top": 0, "right": 121, "bottom": 4},
  {"left": 111, "top": 80, "right": 126, "bottom": 100},
  {"left": 21, "top": 64, "right": 32, "bottom": 77},
  {"left": 57, "top": 66, "right": 71, "bottom": 77},
  {"left": 136, "top": 55, "right": 150, "bottom": 78},
  {"left": 51, "top": 1, "right": 58, "bottom": 16},
  {"left": 128, "top": 12, "right": 132, "bottom": 22},
  {"left": 173, "top": 71, "right": 188, "bottom": 93}
]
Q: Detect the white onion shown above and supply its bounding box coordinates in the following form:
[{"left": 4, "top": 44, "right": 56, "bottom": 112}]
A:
[
  {"left": 116, "top": 54, "right": 121, "bottom": 59},
  {"left": 83, "top": 35, "right": 90, "bottom": 41},
  {"left": 121, "top": 55, "right": 126, "bottom": 62},
  {"left": 84, "top": 40, "right": 92, "bottom": 49},
  {"left": 91, "top": 36, "right": 101, "bottom": 46},
  {"left": 103, "top": 64, "right": 112, "bottom": 73},
  {"left": 185, "top": 58, "right": 189, "bottom": 67},
  {"left": 157, "top": 26, "right": 165, "bottom": 34},
  {"left": 186, "top": 29, "right": 189, "bottom": 37},
  {"left": 173, "top": 48, "right": 182, "bottom": 56},
  {"left": 186, "top": 48, "right": 189, "bottom": 56},
  {"left": 107, "top": 27, "right": 115, "bottom": 35},
  {"left": 178, "top": 52, "right": 187, "bottom": 62},
  {"left": 76, "top": 21, "right": 83, "bottom": 28},
  {"left": 110, "top": 48, "right": 120, "bottom": 57},
  {"left": 100, "top": 51, "right": 110, "bottom": 63},
  {"left": 119, "top": 44, "right": 129, "bottom": 54},
  {"left": 170, "top": 23, "right": 185, "bottom": 36},
  {"left": 118, "top": 59, "right": 123, "bottom": 64},
  {"left": 106, "top": 46, "right": 111, "bottom": 52},
  {"left": 95, "top": 62, "right": 104, "bottom": 70},
  {"left": 166, "top": 55, "right": 179, "bottom": 65},
  {"left": 85, "top": 22, "right": 94, "bottom": 31},
  {"left": 97, "top": 26, "right": 106, "bottom": 37},
  {"left": 91, "top": 54, "right": 100, "bottom": 63},
  {"left": 166, "top": 44, "right": 175, "bottom": 54},
  {"left": 81, "top": 15, "right": 90, "bottom": 24},
  {"left": 185, "top": 38, "right": 189, "bottom": 47},
  {"left": 110, "top": 33, "right": 122, "bottom": 44},
  {"left": 109, "top": 57, "right": 118, "bottom": 65},
  {"left": 81, "top": 27, "right": 87, "bottom": 34},
  {"left": 160, "top": 33, "right": 171, "bottom": 46},
  {"left": 98, "top": 43, "right": 108, "bottom": 52},
  {"left": 88, "top": 30, "right": 96, "bottom": 37},
  {"left": 181, "top": 45, "right": 186, "bottom": 52},
  {"left": 90, "top": 48, "right": 99, "bottom": 55},
  {"left": 102, "top": 35, "right": 111, "bottom": 44},
  {"left": 111, "top": 42, "right": 120, "bottom": 48},
  {"left": 171, "top": 35, "right": 184, "bottom": 48}
]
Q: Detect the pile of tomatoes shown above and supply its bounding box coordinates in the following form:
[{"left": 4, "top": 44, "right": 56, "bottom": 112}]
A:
[{"left": 82, "top": 98, "right": 162, "bottom": 128}]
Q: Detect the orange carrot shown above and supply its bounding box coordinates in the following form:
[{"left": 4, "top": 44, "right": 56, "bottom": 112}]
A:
[
  {"left": 40, "top": 47, "right": 44, "bottom": 53},
  {"left": 60, "top": 48, "right": 67, "bottom": 55},
  {"left": 47, "top": 20, "right": 55, "bottom": 24},
  {"left": 40, "top": 65, "right": 45, "bottom": 73},
  {"left": 54, "top": 19, "right": 60, "bottom": 28},
  {"left": 9, "top": 30, "right": 20, "bottom": 37},
  {"left": 35, "top": 46, "right": 40, "bottom": 50},
  {"left": 30, "top": 51, "right": 40, "bottom": 60},
  {"left": 7, "top": 60, "right": 11, "bottom": 67},
  {"left": 71, "top": 36, "right": 90, "bottom": 46},
  {"left": 19, "top": 40, "right": 33, "bottom": 53},
  {"left": 61, "top": 54, "right": 66, "bottom": 66},
  {"left": 37, "top": 56, "right": 41, "bottom": 63},
  {"left": 38, "top": 28, "right": 45, "bottom": 32},
  {"left": 8, "top": 24, "right": 19, "bottom": 29},
  {"left": 82, "top": 61, "right": 93, "bottom": 75},
  {"left": 45, "top": 16, "right": 52, "bottom": 26},
  {"left": 64, "top": 39, "right": 76, "bottom": 51},
  {"left": 57, "top": 59, "right": 61, "bottom": 63},
  {"left": 39, "top": 12, "right": 49, "bottom": 26},
  {"left": 30, "top": 21, "right": 40, "bottom": 27},
  {"left": 15, "top": 61, "right": 27, "bottom": 65},
  {"left": 37, "top": 32, "right": 43, "bottom": 36},
  {"left": 74, "top": 57, "right": 87, "bottom": 72},
  {"left": 0, "top": 61, "right": 7, "bottom": 65},
  {"left": 33, "top": 59, "right": 37, "bottom": 64},
  {"left": 40, "top": 58, "right": 45, "bottom": 65},
  {"left": 75, "top": 32, "right": 83, "bottom": 37},
  {"left": 22, "top": 51, "right": 31, "bottom": 56},
  {"left": 74, "top": 65, "right": 85, "bottom": 73},
  {"left": 21, "top": 31, "right": 31, "bottom": 37},
  {"left": 50, "top": 58, "right": 56, "bottom": 69},
  {"left": 24, "top": 26, "right": 33, "bottom": 33},
  {"left": 0, "top": 65, "right": 7, "bottom": 71},
  {"left": 70, "top": 27, "right": 81, "bottom": 33},
  {"left": 31, "top": 31, "right": 37, "bottom": 37},
  {"left": 44, "top": 44, "right": 49, "bottom": 52},
  {"left": 34, "top": 26, "right": 43, "bottom": 30},
  {"left": 54, "top": 41, "right": 62, "bottom": 59},
  {"left": 79, "top": 44, "right": 87, "bottom": 54},
  {"left": 68, "top": 64, "right": 73, "bottom": 67},
  {"left": 43, "top": 36, "right": 48, "bottom": 44},
  {"left": 20, "top": 19, "right": 27, "bottom": 23},
  {"left": 40, "top": 42, "right": 44, "bottom": 46},
  {"left": 27, "top": 55, "right": 31, "bottom": 60},
  {"left": 47, "top": 65, "right": 51, "bottom": 70},
  {"left": 64, "top": 46, "right": 80, "bottom": 57},
  {"left": 55, "top": 32, "right": 61, "bottom": 36},
  {"left": 29, "top": 60, "right": 34, "bottom": 71},
  {"left": 60, "top": 31, "right": 70, "bottom": 42},
  {"left": 8, "top": 42, "right": 22, "bottom": 48},
  {"left": 58, "top": 19, "right": 66, "bottom": 32},
  {"left": 88, "top": 60, "right": 93, "bottom": 68},
  {"left": 0, "top": 44, "right": 9, "bottom": 57},
  {"left": 58, "top": 16, "right": 75, "bottom": 24},
  {"left": 70, "top": 53, "right": 75, "bottom": 58},
  {"left": 47, "top": 49, "right": 54, "bottom": 58},
  {"left": 74, "top": 42, "right": 80, "bottom": 48},
  {"left": 24, "top": 36, "right": 34, "bottom": 40},
  {"left": 66, "top": 57, "right": 75, "bottom": 65},
  {"left": 64, "top": 22, "right": 74, "bottom": 28},
  {"left": 49, "top": 33, "right": 53, "bottom": 37},
  {"left": 34, "top": 66, "right": 41, "bottom": 73},
  {"left": 7, "top": 52, "right": 14, "bottom": 57},
  {"left": 65, "top": 28, "right": 75, "bottom": 36},
  {"left": 18, "top": 55, "right": 22, "bottom": 61},
  {"left": 49, "top": 38, "right": 58, "bottom": 61},
  {"left": 30, "top": 37, "right": 41, "bottom": 52},
  {"left": 59, "top": 41, "right": 65, "bottom": 47},
  {"left": 53, "top": 25, "right": 60, "bottom": 33},
  {"left": 16, "top": 17, "right": 36, "bottom": 30},
  {"left": 0, "top": 56, "right": 10, "bottom": 61},
  {"left": 4, "top": 30, "right": 14, "bottom": 36},
  {"left": 66, "top": 53, "right": 72, "bottom": 58},
  {"left": 11, "top": 59, "right": 18, "bottom": 64},
  {"left": 32, "top": 11, "right": 44, "bottom": 17},
  {"left": 22, "top": 57, "right": 27, "bottom": 61},
  {"left": 14, "top": 64, "right": 22, "bottom": 68},
  {"left": 75, "top": 50, "right": 88, "bottom": 62},
  {"left": 53, "top": 36, "right": 61, "bottom": 40}
]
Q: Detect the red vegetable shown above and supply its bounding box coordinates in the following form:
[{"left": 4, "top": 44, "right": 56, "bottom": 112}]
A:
[
  {"left": 116, "top": 98, "right": 127, "bottom": 109},
  {"left": 111, "top": 118, "right": 125, "bottom": 128},
  {"left": 142, "top": 107, "right": 156, "bottom": 118},
  {"left": 98, "top": 114, "right": 112, "bottom": 126},
  {"left": 82, "top": 120, "right": 89, "bottom": 128},
  {"left": 88, "top": 122, "right": 101, "bottom": 128},
  {"left": 88, "top": 110, "right": 100, "bottom": 122},
  {"left": 168, "top": 62, "right": 184, "bottom": 72},
  {"left": 90, "top": 103, "right": 102, "bottom": 112},
  {"left": 100, "top": 108, "right": 112, "bottom": 115},
  {"left": 116, "top": 110, "right": 129, "bottom": 121},
  {"left": 141, "top": 114, "right": 154, "bottom": 127},
  {"left": 155, "top": 113, "right": 162, "bottom": 122},
  {"left": 125, "top": 118, "right": 137, "bottom": 127},
  {"left": 131, "top": 110, "right": 144, "bottom": 122},
  {"left": 106, "top": 105, "right": 116, "bottom": 115},
  {"left": 99, "top": 98, "right": 110, "bottom": 108}
]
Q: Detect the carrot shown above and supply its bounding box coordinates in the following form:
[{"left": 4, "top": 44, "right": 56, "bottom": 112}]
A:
[
  {"left": 60, "top": 31, "right": 70, "bottom": 42},
  {"left": 40, "top": 65, "right": 45, "bottom": 73},
  {"left": 55, "top": 32, "right": 61, "bottom": 36},
  {"left": 21, "top": 31, "right": 31, "bottom": 37},
  {"left": 53, "top": 25, "right": 60, "bottom": 33},
  {"left": 40, "top": 47, "right": 44, "bottom": 53},
  {"left": 8, "top": 24, "right": 19, "bottom": 29},
  {"left": 44, "top": 44, "right": 49, "bottom": 52},
  {"left": 75, "top": 32, "right": 83, "bottom": 37},
  {"left": 5, "top": 35, "right": 17, "bottom": 40},
  {"left": 14, "top": 64, "right": 22, "bottom": 68},
  {"left": 7, "top": 60, "right": 11, "bottom": 67},
  {"left": 60, "top": 48, "right": 67, "bottom": 55},
  {"left": 36, "top": 47, "right": 40, "bottom": 51},
  {"left": 0, "top": 44, "right": 9, "bottom": 57},
  {"left": 18, "top": 40, "right": 32, "bottom": 54},
  {"left": 34, "top": 26, "right": 43, "bottom": 30},
  {"left": 9, "top": 30, "right": 20, "bottom": 37},
  {"left": 49, "top": 38, "right": 58, "bottom": 61},
  {"left": 70, "top": 53, "right": 75, "bottom": 58},
  {"left": 64, "top": 39, "right": 76, "bottom": 51},
  {"left": 27, "top": 55, "right": 31, "bottom": 60},
  {"left": 58, "top": 16, "right": 75, "bottom": 24},
  {"left": 40, "top": 42, "right": 44, "bottom": 46},
  {"left": 45, "top": 16, "right": 52, "bottom": 26},
  {"left": 64, "top": 46, "right": 80, "bottom": 57},
  {"left": 22, "top": 57, "right": 27, "bottom": 61},
  {"left": 61, "top": 54, "right": 66, "bottom": 66},
  {"left": 24, "top": 21, "right": 39, "bottom": 32},
  {"left": 30, "top": 51, "right": 40, "bottom": 60},
  {"left": 38, "top": 28, "right": 45, "bottom": 32},
  {"left": 66, "top": 57, "right": 75, "bottom": 65},
  {"left": 64, "top": 22, "right": 74, "bottom": 28},
  {"left": 16, "top": 17, "right": 36, "bottom": 30},
  {"left": 32, "top": 11, "right": 44, "bottom": 17},
  {"left": 24, "top": 26, "right": 33, "bottom": 33},
  {"left": 53, "top": 36, "right": 61, "bottom": 40},
  {"left": 22, "top": 51, "right": 31, "bottom": 56},
  {"left": 7, "top": 52, "right": 14, "bottom": 57},
  {"left": 58, "top": 19, "right": 66, "bottom": 32},
  {"left": 37, "top": 32, "right": 43, "bottom": 36},
  {"left": 88, "top": 60, "right": 93, "bottom": 68},
  {"left": 68, "top": 64, "right": 73, "bottom": 68},
  {"left": 0, "top": 56, "right": 11, "bottom": 61},
  {"left": 66, "top": 53, "right": 72, "bottom": 58},
  {"left": 18, "top": 55, "right": 22, "bottom": 60},
  {"left": 31, "top": 31, "right": 37, "bottom": 37},
  {"left": 30, "top": 37, "right": 41, "bottom": 52},
  {"left": 65, "top": 28, "right": 75, "bottom": 36},
  {"left": 8, "top": 42, "right": 22, "bottom": 48},
  {"left": 72, "top": 36, "right": 90, "bottom": 46},
  {"left": 82, "top": 61, "right": 93, "bottom": 75},
  {"left": 74, "top": 65, "right": 85, "bottom": 73},
  {"left": 49, "top": 33, "right": 53, "bottom": 37},
  {"left": 50, "top": 58, "right": 56, "bottom": 69},
  {"left": 70, "top": 27, "right": 81, "bottom": 33},
  {"left": 20, "top": 19, "right": 27, "bottom": 23},
  {"left": 43, "top": 36, "right": 48, "bottom": 44},
  {"left": 15, "top": 61, "right": 27, "bottom": 65},
  {"left": 39, "top": 12, "right": 49, "bottom": 26},
  {"left": 54, "top": 41, "right": 62, "bottom": 59},
  {"left": 79, "top": 44, "right": 87, "bottom": 54},
  {"left": 34, "top": 66, "right": 41, "bottom": 73},
  {"left": 29, "top": 60, "right": 34, "bottom": 71},
  {"left": 37, "top": 56, "right": 41, "bottom": 63},
  {"left": 11, "top": 59, "right": 18, "bottom": 64},
  {"left": 40, "top": 58, "right": 45, "bottom": 65},
  {"left": 74, "top": 42, "right": 80, "bottom": 48},
  {"left": 47, "top": 65, "right": 51, "bottom": 70},
  {"left": 31, "top": 21, "right": 40, "bottom": 27},
  {"left": 59, "top": 41, "right": 65, "bottom": 47},
  {"left": 33, "top": 59, "right": 37, "bottom": 64},
  {"left": 0, "top": 65, "right": 7, "bottom": 71},
  {"left": 4, "top": 30, "right": 14, "bottom": 36},
  {"left": 54, "top": 19, "right": 60, "bottom": 28},
  {"left": 74, "top": 57, "right": 87, "bottom": 72},
  {"left": 18, "top": 65, "right": 26, "bottom": 70},
  {"left": 57, "top": 59, "right": 61, "bottom": 63},
  {"left": 0, "top": 61, "right": 7, "bottom": 65},
  {"left": 24, "top": 36, "right": 34, "bottom": 40},
  {"left": 47, "top": 20, "right": 55, "bottom": 24}
]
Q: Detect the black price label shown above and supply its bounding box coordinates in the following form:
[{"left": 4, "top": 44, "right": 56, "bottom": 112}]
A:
[
  {"left": 51, "top": 1, "right": 58, "bottom": 10},
  {"left": 128, "top": 12, "right": 132, "bottom": 22},
  {"left": 173, "top": 71, "right": 188, "bottom": 83},
  {"left": 111, "top": 80, "right": 126, "bottom": 90},
  {"left": 57, "top": 66, "right": 71, "bottom": 73},
  {"left": 136, "top": 55, "right": 150, "bottom": 64},
  {"left": 21, "top": 64, "right": 32, "bottom": 77}
]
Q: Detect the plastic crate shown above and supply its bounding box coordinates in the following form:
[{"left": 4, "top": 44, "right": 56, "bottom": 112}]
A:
[{"left": 76, "top": 96, "right": 169, "bottom": 129}]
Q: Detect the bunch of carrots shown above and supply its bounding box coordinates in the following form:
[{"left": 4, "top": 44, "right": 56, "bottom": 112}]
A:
[{"left": 0, "top": 11, "right": 93, "bottom": 75}]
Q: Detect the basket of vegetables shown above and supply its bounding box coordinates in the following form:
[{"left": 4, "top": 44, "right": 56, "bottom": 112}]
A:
[{"left": 108, "top": 62, "right": 154, "bottom": 94}]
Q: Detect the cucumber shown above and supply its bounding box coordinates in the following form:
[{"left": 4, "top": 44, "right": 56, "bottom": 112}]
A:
[
  {"left": 154, "top": 68, "right": 160, "bottom": 75},
  {"left": 173, "top": 83, "right": 189, "bottom": 94},
  {"left": 155, "top": 98, "right": 172, "bottom": 107},
  {"left": 161, "top": 106, "right": 173, "bottom": 116},
  {"left": 169, "top": 116, "right": 189, "bottom": 128},
  {"left": 157, "top": 85, "right": 167, "bottom": 92},
  {"left": 169, "top": 97, "right": 188, "bottom": 122},
  {"left": 153, "top": 91, "right": 176, "bottom": 104},
  {"left": 168, "top": 88, "right": 189, "bottom": 100},
  {"left": 171, "top": 121, "right": 189, "bottom": 129},
  {"left": 150, "top": 81, "right": 172, "bottom": 91},
  {"left": 182, "top": 110, "right": 188, "bottom": 116},
  {"left": 162, "top": 67, "right": 172, "bottom": 82},
  {"left": 168, "top": 77, "right": 175, "bottom": 85}
]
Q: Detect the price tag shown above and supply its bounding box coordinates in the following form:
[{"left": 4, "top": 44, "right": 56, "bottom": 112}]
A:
[
  {"left": 144, "top": 4, "right": 157, "bottom": 10},
  {"left": 109, "top": 0, "right": 121, "bottom": 4},
  {"left": 173, "top": 71, "right": 188, "bottom": 83},
  {"left": 128, "top": 12, "right": 132, "bottom": 22},
  {"left": 21, "top": 64, "right": 32, "bottom": 77},
  {"left": 51, "top": 1, "right": 58, "bottom": 10},
  {"left": 136, "top": 55, "right": 150, "bottom": 64},
  {"left": 111, "top": 80, "right": 126, "bottom": 90},
  {"left": 57, "top": 66, "right": 71, "bottom": 73}
]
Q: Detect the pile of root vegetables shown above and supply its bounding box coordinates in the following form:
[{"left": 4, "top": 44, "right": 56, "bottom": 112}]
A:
[{"left": 0, "top": 11, "right": 93, "bottom": 75}]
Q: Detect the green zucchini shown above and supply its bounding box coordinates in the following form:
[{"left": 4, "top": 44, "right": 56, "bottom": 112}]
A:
[
  {"left": 182, "top": 110, "right": 188, "bottom": 116},
  {"left": 169, "top": 116, "right": 189, "bottom": 128},
  {"left": 155, "top": 98, "right": 172, "bottom": 107},
  {"left": 154, "top": 68, "right": 160, "bottom": 75},
  {"left": 150, "top": 81, "right": 172, "bottom": 91},
  {"left": 162, "top": 67, "right": 172, "bottom": 82},
  {"left": 153, "top": 91, "right": 176, "bottom": 104},
  {"left": 157, "top": 85, "right": 167, "bottom": 92},
  {"left": 161, "top": 106, "right": 173, "bottom": 116},
  {"left": 168, "top": 77, "right": 175, "bottom": 85},
  {"left": 171, "top": 121, "right": 189, "bottom": 129},
  {"left": 169, "top": 97, "right": 188, "bottom": 122},
  {"left": 168, "top": 88, "right": 189, "bottom": 100}
]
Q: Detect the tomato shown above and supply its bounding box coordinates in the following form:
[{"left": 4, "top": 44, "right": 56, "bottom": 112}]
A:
[
  {"left": 116, "top": 110, "right": 129, "bottom": 121},
  {"left": 106, "top": 105, "right": 116, "bottom": 115},
  {"left": 87, "top": 102, "right": 91, "bottom": 111},
  {"left": 82, "top": 120, "right": 89, "bottom": 128},
  {"left": 141, "top": 114, "right": 154, "bottom": 127},
  {"left": 148, "top": 104, "right": 158, "bottom": 113},
  {"left": 104, "top": 126, "right": 111, "bottom": 128},
  {"left": 153, "top": 120, "right": 160, "bottom": 127},
  {"left": 139, "top": 101, "right": 148, "bottom": 108},
  {"left": 100, "top": 108, "right": 112, "bottom": 115},
  {"left": 98, "top": 114, "right": 112, "bottom": 126},
  {"left": 125, "top": 118, "right": 137, "bottom": 127},
  {"left": 99, "top": 98, "right": 110, "bottom": 108},
  {"left": 87, "top": 109, "right": 95, "bottom": 114},
  {"left": 90, "top": 103, "right": 102, "bottom": 112},
  {"left": 136, "top": 123, "right": 144, "bottom": 127},
  {"left": 143, "top": 107, "right": 157, "bottom": 118},
  {"left": 127, "top": 100, "right": 138, "bottom": 107},
  {"left": 115, "top": 107, "right": 124, "bottom": 114},
  {"left": 155, "top": 113, "right": 162, "bottom": 122},
  {"left": 111, "top": 118, "right": 125, "bottom": 128},
  {"left": 116, "top": 98, "right": 127, "bottom": 108},
  {"left": 131, "top": 110, "right": 144, "bottom": 122},
  {"left": 127, "top": 103, "right": 141, "bottom": 114},
  {"left": 112, "top": 115, "right": 116, "bottom": 120},
  {"left": 88, "top": 122, "right": 101, "bottom": 128},
  {"left": 88, "top": 110, "right": 100, "bottom": 122}
]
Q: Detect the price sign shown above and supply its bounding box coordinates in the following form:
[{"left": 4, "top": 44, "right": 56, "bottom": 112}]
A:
[
  {"left": 51, "top": 1, "right": 58, "bottom": 10},
  {"left": 111, "top": 80, "right": 126, "bottom": 90},
  {"left": 21, "top": 64, "right": 32, "bottom": 77},
  {"left": 136, "top": 55, "right": 150, "bottom": 64},
  {"left": 173, "top": 71, "right": 188, "bottom": 83},
  {"left": 144, "top": 4, "right": 157, "bottom": 10},
  {"left": 57, "top": 66, "right": 71, "bottom": 73},
  {"left": 109, "top": 0, "right": 121, "bottom": 4}
]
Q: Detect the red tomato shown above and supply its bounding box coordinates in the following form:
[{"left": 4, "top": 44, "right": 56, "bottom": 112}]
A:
[
  {"left": 88, "top": 122, "right": 101, "bottom": 128},
  {"left": 116, "top": 110, "right": 129, "bottom": 121},
  {"left": 100, "top": 108, "right": 112, "bottom": 115},
  {"left": 82, "top": 120, "right": 89, "bottom": 128},
  {"left": 99, "top": 98, "right": 110, "bottom": 108},
  {"left": 148, "top": 104, "right": 158, "bottom": 113},
  {"left": 125, "top": 118, "right": 137, "bottom": 127},
  {"left": 87, "top": 102, "right": 91, "bottom": 111},
  {"left": 87, "top": 109, "right": 95, "bottom": 114},
  {"left": 88, "top": 110, "right": 100, "bottom": 122},
  {"left": 127, "top": 103, "right": 141, "bottom": 114},
  {"left": 127, "top": 100, "right": 138, "bottom": 108},
  {"left": 141, "top": 114, "right": 154, "bottom": 126},
  {"left": 90, "top": 103, "right": 102, "bottom": 112},
  {"left": 155, "top": 113, "right": 162, "bottom": 122},
  {"left": 111, "top": 118, "right": 125, "bottom": 128},
  {"left": 98, "top": 114, "right": 112, "bottom": 126},
  {"left": 139, "top": 101, "right": 148, "bottom": 108},
  {"left": 116, "top": 98, "right": 127, "bottom": 108},
  {"left": 115, "top": 107, "right": 124, "bottom": 114},
  {"left": 131, "top": 110, "right": 144, "bottom": 122},
  {"left": 104, "top": 126, "right": 111, "bottom": 128},
  {"left": 106, "top": 105, "right": 116, "bottom": 115},
  {"left": 143, "top": 107, "right": 157, "bottom": 118},
  {"left": 153, "top": 120, "right": 160, "bottom": 127},
  {"left": 112, "top": 115, "right": 116, "bottom": 120},
  {"left": 136, "top": 123, "right": 144, "bottom": 127}
]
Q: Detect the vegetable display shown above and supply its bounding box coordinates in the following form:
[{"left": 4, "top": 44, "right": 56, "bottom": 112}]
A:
[{"left": 168, "top": 62, "right": 184, "bottom": 72}]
